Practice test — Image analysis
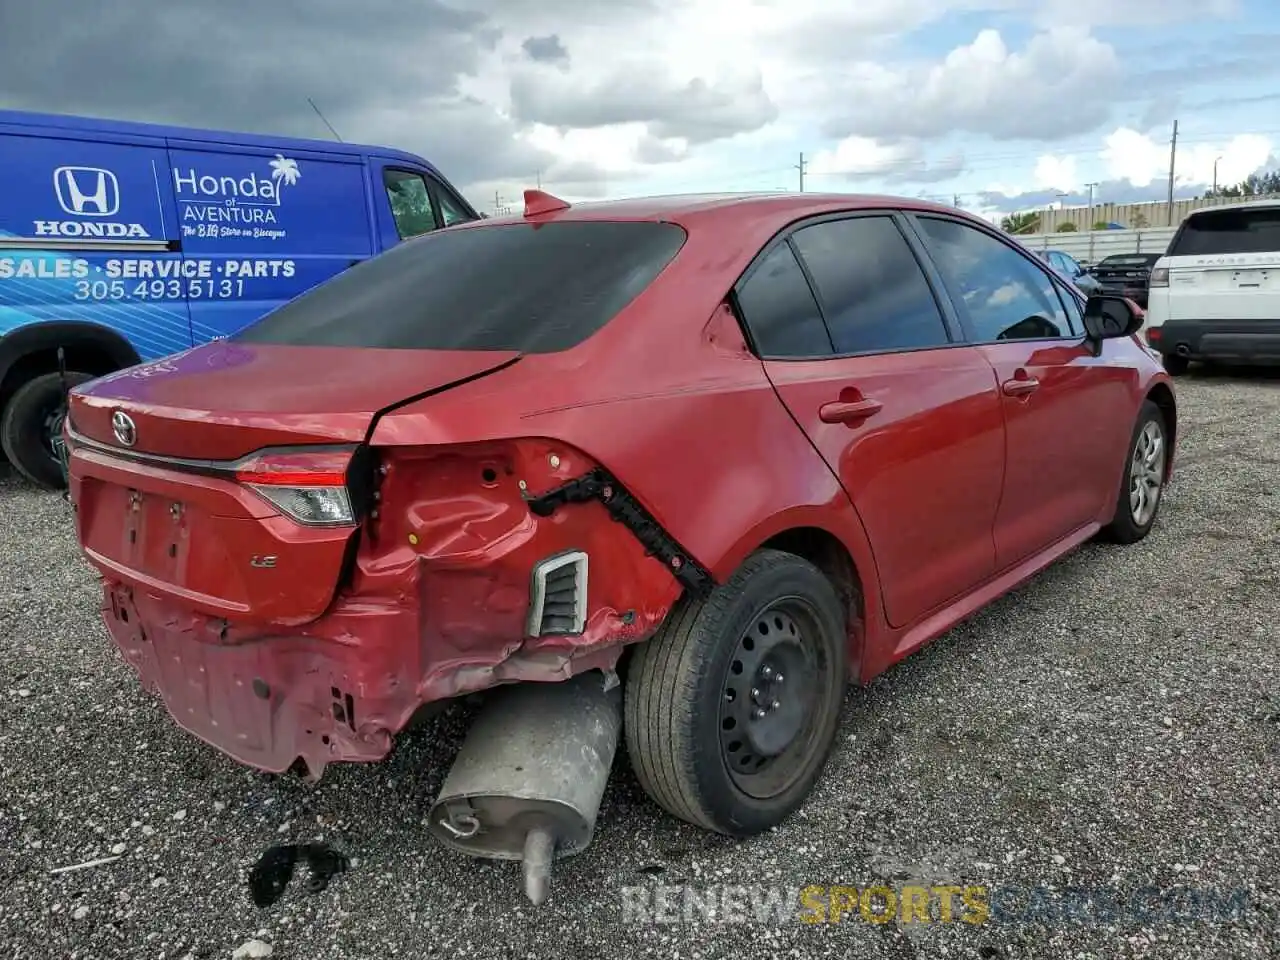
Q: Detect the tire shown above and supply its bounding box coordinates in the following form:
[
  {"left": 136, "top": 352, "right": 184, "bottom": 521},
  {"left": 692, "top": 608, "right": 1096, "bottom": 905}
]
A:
[
  {"left": 624, "top": 548, "right": 849, "bottom": 836},
  {"left": 1099, "top": 400, "right": 1169, "bottom": 545},
  {"left": 1162, "top": 353, "right": 1190, "bottom": 376},
  {"left": 0, "top": 370, "right": 95, "bottom": 490}
]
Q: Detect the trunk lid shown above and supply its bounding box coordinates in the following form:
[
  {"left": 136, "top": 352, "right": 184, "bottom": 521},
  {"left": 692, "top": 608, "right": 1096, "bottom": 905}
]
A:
[
  {"left": 67, "top": 342, "right": 521, "bottom": 625},
  {"left": 69, "top": 341, "right": 521, "bottom": 461}
]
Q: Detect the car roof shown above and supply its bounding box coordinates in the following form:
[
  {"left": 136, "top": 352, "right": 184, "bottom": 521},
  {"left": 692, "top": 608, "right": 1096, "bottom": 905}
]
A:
[
  {"left": 0, "top": 107, "right": 434, "bottom": 171},
  {"left": 479, "top": 191, "right": 976, "bottom": 230},
  {"left": 1187, "top": 198, "right": 1280, "bottom": 215}
]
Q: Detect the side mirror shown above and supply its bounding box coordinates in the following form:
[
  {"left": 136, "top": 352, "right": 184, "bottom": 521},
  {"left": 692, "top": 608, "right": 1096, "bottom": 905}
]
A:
[{"left": 1083, "top": 294, "right": 1143, "bottom": 341}]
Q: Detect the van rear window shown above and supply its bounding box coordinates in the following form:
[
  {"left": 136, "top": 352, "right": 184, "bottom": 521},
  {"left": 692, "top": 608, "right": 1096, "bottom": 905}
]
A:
[
  {"left": 1168, "top": 207, "right": 1280, "bottom": 256},
  {"left": 234, "top": 220, "right": 686, "bottom": 353}
]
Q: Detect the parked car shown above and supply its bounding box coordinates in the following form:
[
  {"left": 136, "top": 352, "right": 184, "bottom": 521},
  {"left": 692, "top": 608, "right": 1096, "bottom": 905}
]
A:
[
  {"left": 1038, "top": 248, "right": 1103, "bottom": 295},
  {"left": 63, "top": 191, "right": 1176, "bottom": 845},
  {"left": 1145, "top": 199, "right": 1280, "bottom": 374},
  {"left": 0, "top": 108, "right": 480, "bottom": 489},
  {"left": 1090, "top": 253, "right": 1162, "bottom": 308}
]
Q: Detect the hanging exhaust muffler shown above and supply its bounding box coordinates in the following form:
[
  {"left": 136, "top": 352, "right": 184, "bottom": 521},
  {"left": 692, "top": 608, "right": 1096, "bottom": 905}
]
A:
[{"left": 427, "top": 669, "right": 622, "bottom": 905}]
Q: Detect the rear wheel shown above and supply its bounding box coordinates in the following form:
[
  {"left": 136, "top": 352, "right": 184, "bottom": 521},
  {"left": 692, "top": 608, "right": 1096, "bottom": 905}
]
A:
[
  {"left": 0, "top": 371, "right": 94, "bottom": 490},
  {"left": 624, "top": 549, "right": 849, "bottom": 835},
  {"left": 1162, "top": 354, "right": 1190, "bottom": 376},
  {"left": 1099, "top": 400, "right": 1168, "bottom": 544}
]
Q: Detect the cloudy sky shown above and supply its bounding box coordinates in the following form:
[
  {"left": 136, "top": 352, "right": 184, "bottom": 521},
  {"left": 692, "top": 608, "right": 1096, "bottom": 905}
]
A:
[{"left": 1, "top": 0, "right": 1277, "bottom": 220}]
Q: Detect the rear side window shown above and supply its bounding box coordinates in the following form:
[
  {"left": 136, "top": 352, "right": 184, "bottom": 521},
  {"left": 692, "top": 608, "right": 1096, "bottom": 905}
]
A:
[
  {"left": 234, "top": 221, "right": 686, "bottom": 353},
  {"left": 1169, "top": 207, "right": 1280, "bottom": 256},
  {"left": 734, "top": 242, "right": 832, "bottom": 357},
  {"left": 790, "top": 216, "right": 951, "bottom": 353}
]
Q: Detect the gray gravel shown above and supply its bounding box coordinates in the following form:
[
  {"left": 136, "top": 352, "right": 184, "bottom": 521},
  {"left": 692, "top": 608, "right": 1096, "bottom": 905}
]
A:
[{"left": 2, "top": 370, "right": 1278, "bottom": 960}]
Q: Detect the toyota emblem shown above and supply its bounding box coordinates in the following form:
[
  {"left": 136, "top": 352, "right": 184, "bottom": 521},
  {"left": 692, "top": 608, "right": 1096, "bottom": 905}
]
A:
[{"left": 111, "top": 410, "right": 137, "bottom": 447}]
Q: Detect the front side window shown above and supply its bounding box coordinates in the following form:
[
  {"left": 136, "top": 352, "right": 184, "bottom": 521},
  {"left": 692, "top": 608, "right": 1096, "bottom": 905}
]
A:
[
  {"left": 433, "top": 182, "right": 475, "bottom": 227},
  {"left": 790, "top": 216, "right": 951, "bottom": 354},
  {"left": 918, "top": 217, "right": 1074, "bottom": 342},
  {"left": 383, "top": 169, "right": 438, "bottom": 238}
]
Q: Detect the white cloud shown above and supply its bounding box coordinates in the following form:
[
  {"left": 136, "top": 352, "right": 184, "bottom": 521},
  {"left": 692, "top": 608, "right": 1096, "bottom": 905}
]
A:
[
  {"left": 1033, "top": 155, "right": 1079, "bottom": 192},
  {"left": 808, "top": 136, "right": 965, "bottom": 184},
  {"left": 1100, "top": 127, "right": 1273, "bottom": 187},
  {"left": 820, "top": 28, "right": 1122, "bottom": 142}
]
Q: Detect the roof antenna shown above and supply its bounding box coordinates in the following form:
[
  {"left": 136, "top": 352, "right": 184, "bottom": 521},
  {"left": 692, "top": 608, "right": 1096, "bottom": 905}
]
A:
[
  {"left": 307, "top": 97, "right": 343, "bottom": 142},
  {"left": 523, "top": 189, "right": 570, "bottom": 217}
]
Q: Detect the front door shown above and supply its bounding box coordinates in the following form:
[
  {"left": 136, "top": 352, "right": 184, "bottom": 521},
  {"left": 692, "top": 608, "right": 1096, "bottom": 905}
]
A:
[
  {"left": 910, "top": 214, "right": 1128, "bottom": 568},
  {"left": 733, "top": 213, "right": 1006, "bottom": 629}
]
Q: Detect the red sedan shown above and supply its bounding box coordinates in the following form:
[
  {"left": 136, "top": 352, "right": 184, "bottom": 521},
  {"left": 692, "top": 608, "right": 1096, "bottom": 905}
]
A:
[{"left": 63, "top": 191, "right": 1175, "bottom": 839}]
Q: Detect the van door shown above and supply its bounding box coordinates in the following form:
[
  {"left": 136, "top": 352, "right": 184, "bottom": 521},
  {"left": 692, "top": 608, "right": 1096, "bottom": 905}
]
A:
[
  {"left": 0, "top": 126, "right": 190, "bottom": 360},
  {"left": 370, "top": 160, "right": 478, "bottom": 251},
  {"left": 165, "top": 142, "right": 373, "bottom": 341}
]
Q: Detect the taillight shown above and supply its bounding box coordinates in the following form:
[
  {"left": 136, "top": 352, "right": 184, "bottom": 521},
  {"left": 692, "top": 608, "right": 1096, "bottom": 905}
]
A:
[
  {"left": 1149, "top": 267, "right": 1169, "bottom": 287},
  {"left": 1146, "top": 327, "right": 1162, "bottom": 345},
  {"left": 235, "top": 447, "right": 357, "bottom": 526}
]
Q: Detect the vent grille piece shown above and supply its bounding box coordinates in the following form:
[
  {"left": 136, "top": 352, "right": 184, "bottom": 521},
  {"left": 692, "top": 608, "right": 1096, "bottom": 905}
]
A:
[{"left": 527, "top": 550, "right": 588, "bottom": 636}]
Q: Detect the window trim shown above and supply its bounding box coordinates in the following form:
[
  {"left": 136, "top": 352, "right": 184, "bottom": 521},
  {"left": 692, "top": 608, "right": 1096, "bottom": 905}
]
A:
[
  {"left": 381, "top": 166, "right": 440, "bottom": 238},
  {"left": 426, "top": 175, "right": 480, "bottom": 226},
  {"left": 903, "top": 212, "right": 1092, "bottom": 348},
  {"left": 729, "top": 209, "right": 968, "bottom": 362}
]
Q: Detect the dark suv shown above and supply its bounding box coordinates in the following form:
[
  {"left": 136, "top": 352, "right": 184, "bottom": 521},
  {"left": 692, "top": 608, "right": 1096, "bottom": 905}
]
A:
[{"left": 1089, "top": 253, "right": 1162, "bottom": 308}]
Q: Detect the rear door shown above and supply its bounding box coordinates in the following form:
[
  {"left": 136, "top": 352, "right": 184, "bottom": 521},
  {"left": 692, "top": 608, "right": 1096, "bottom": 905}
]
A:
[
  {"left": 0, "top": 124, "right": 190, "bottom": 360},
  {"left": 734, "top": 212, "right": 1006, "bottom": 629},
  {"left": 1159, "top": 205, "right": 1280, "bottom": 321},
  {"left": 165, "top": 141, "right": 373, "bottom": 341},
  {"left": 909, "top": 214, "right": 1132, "bottom": 569}
]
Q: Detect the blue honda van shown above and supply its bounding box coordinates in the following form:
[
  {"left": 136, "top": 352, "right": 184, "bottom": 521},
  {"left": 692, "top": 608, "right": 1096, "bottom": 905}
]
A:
[{"left": 0, "top": 108, "right": 481, "bottom": 488}]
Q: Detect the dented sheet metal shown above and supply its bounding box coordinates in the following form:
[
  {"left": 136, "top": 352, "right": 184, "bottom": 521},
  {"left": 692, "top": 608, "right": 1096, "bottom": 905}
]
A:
[{"left": 98, "top": 439, "right": 681, "bottom": 778}]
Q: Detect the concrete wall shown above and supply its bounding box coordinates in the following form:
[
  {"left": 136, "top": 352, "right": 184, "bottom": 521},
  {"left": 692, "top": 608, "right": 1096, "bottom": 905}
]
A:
[
  {"left": 1014, "top": 227, "right": 1178, "bottom": 263},
  {"left": 1024, "top": 192, "right": 1280, "bottom": 234}
]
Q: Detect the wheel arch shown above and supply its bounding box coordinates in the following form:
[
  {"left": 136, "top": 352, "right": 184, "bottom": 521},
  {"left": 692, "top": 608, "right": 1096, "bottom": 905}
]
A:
[
  {"left": 709, "top": 507, "right": 880, "bottom": 681},
  {"left": 0, "top": 322, "right": 141, "bottom": 408},
  {"left": 1144, "top": 381, "right": 1177, "bottom": 479}
]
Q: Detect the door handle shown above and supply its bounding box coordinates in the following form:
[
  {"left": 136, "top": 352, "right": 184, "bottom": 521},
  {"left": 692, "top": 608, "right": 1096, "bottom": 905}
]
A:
[
  {"left": 1001, "top": 377, "right": 1040, "bottom": 397},
  {"left": 818, "top": 398, "right": 883, "bottom": 424}
]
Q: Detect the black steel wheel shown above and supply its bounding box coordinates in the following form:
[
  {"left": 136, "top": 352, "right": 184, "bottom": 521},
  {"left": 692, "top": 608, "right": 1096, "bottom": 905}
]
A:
[{"left": 625, "top": 548, "right": 849, "bottom": 835}]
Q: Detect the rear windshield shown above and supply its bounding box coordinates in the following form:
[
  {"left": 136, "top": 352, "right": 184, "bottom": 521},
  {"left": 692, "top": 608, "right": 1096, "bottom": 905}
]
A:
[
  {"left": 1168, "top": 207, "right": 1280, "bottom": 256},
  {"left": 234, "top": 221, "right": 687, "bottom": 352},
  {"left": 1098, "top": 255, "right": 1160, "bottom": 267}
]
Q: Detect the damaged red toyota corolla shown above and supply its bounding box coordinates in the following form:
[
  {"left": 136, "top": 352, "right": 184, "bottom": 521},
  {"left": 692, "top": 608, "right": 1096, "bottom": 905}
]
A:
[{"left": 64, "top": 190, "right": 1175, "bottom": 885}]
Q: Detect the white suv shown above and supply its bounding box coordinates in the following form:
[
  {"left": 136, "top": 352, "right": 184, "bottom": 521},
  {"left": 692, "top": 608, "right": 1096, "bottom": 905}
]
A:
[{"left": 1145, "top": 199, "right": 1280, "bottom": 374}]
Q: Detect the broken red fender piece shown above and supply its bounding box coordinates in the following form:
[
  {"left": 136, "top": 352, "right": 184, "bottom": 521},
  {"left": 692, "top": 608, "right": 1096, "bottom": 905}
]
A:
[{"left": 523, "top": 189, "right": 571, "bottom": 217}]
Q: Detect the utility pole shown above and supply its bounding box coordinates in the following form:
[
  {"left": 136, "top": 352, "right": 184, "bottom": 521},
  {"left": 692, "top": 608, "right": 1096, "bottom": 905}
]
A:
[
  {"left": 494, "top": 190, "right": 503, "bottom": 216},
  {"left": 536, "top": 170, "right": 542, "bottom": 190},
  {"left": 795, "top": 152, "right": 807, "bottom": 192},
  {"left": 1166, "top": 120, "right": 1178, "bottom": 225},
  {"left": 1084, "top": 182, "right": 1099, "bottom": 229},
  {"left": 953, "top": 193, "right": 961, "bottom": 208},
  {"left": 1213, "top": 156, "right": 1222, "bottom": 196}
]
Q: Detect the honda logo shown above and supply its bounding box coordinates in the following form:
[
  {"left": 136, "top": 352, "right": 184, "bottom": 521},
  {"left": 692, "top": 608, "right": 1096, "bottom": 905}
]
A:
[{"left": 54, "top": 166, "right": 120, "bottom": 217}]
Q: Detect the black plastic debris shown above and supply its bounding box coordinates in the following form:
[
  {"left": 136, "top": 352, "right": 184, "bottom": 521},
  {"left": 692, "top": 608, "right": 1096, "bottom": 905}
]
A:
[{"left": 248, "top": 842, "right": 350, "bottom": 907}]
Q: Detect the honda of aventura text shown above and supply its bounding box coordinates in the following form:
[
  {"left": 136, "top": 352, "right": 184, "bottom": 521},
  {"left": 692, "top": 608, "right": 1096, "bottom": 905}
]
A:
[
  {"left": 1145, "top": 199, "right": 1280, "bottom": 373},
  {"left": 0, "top": 108, "right": 479, "bottom": 489},
  {"left": 64, "top": 191, "right": 1176, "bottom": 904}
]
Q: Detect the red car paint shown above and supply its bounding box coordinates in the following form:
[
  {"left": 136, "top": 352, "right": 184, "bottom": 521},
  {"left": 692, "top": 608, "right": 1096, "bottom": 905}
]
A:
[{"left": 64, "top": 192, "right": 1176, "bottom": 778}]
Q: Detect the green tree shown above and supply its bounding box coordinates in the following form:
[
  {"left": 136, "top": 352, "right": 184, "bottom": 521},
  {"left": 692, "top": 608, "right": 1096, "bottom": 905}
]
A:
[
  {"left": 1056, "top": 222, "right": 1078, "bottom": 232},
  {"left": 1130, "top": 211, "right": 1149, "bottom": 228},
  {"left": 1001, "top": 211, "right": 1041, "bottom": 235},
  {"left": 1092, "top": 220, "right": 1111, "bottom": 230}
]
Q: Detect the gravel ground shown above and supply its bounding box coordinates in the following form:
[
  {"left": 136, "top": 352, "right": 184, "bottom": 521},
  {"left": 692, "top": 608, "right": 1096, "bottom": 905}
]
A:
[{"left": 2, "top": 370, "right": 1278, "bottom": 960}]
